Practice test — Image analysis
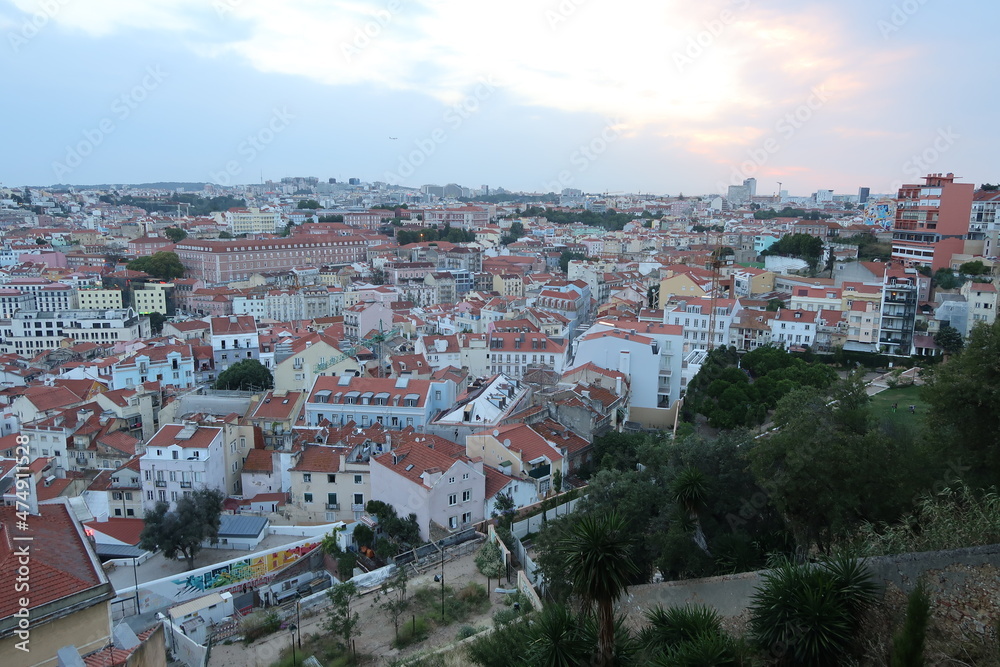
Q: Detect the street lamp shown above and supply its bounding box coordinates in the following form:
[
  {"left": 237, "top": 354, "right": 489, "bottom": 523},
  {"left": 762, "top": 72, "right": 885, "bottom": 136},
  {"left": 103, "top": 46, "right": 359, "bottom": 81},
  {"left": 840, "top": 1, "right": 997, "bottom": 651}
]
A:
[
  {"left": 434, "top": 546, "right": 445, "bottom": 622},
  {"left": 295, "top": 598, "right": 302, "bottom": 648},
  {"left": 288, "top": 623, "right": 297, "bottom": 667}
]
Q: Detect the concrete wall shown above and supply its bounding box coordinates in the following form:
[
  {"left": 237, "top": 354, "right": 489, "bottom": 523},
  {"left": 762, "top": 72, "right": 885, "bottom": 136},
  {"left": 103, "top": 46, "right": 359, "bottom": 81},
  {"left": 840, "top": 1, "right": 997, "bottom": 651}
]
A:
[{"left": 622, "top": 544, "right": 1000, "bottom": 621}]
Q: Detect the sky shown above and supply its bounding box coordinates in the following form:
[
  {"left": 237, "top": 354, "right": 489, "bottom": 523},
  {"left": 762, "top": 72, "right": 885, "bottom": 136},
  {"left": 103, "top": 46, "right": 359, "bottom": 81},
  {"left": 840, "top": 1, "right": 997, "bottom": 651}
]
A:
[{"left": 1, "top": 0, "right": 997, "bottom": 197}]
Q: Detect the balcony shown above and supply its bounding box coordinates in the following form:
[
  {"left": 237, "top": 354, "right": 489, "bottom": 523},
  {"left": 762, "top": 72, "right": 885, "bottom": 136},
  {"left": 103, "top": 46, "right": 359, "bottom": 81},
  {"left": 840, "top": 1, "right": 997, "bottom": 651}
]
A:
[
  {"left": 155, "top": 480, "right": 167, "bottom": 488},
  {"left": 326, "top": 503, "right": 340, "bottom": 510},
  {"left": 76, "top": 457, "right": 87, "bottom": 466},
  {"left": 179, "top": 481, "right": 192, "bottom": 489},
  {"left": 351, "top": 503, "right": 365, "bottom": 512}
]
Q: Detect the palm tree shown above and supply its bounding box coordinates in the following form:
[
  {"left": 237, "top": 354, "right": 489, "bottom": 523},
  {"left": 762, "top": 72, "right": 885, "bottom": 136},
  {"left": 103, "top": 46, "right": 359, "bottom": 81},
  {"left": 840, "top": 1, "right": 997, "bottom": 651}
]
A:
[
  {"left": 673, "top": 467, "right": 711, "bottom": 556},
  {"left": 557, "top": 511, "right": 639, "bottom": 666}
]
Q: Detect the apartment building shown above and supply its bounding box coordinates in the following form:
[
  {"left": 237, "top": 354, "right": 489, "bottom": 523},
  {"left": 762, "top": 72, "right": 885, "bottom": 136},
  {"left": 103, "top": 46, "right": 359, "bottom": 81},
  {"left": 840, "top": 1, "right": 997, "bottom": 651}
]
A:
[
  {"left": 486, "top": 332, "right": 566, "bottom": 380},
  {"left": 891, "top": 173, "right": 975, "bottom": 270},
  {"left": 139, "top": 423, "right": 225, "bottom": 510},
  {"left": 221, "top": 207, "right": 283, "bottom": 235},
  {"left": 210, "top": 315, "right": 260, "bottom": 373},
  {"left": 289, "top": 444, "right": 374, "bottom": 523},
  {"left": 77, "top": 288, "right": 124, "bottom": 310},
  {"left": 878, "top": 268, "right": 920, "bottom": 355},
  {"left": 174, "top": 235, "right": 367, "bottom": 283},
  {"left": 111, "top": 344, "right": 196, "bottom": 390},
  {"left": 370, "top": 437, "right": 486, "bottom": 541},
  {"left": 303, "top": 374, "right": 457, "bottom": 431},
  {"left": 960, "top": 281, "right": 997, "bottom": 337},
  {"left": 767, "top": 309, "right": 819, "bottom": 350},
  {"left": 1, "top": 308, "right": 150, "bottom": 355},
  {"left": 663, "top": 297, "right": 743, "bottom": 352}
]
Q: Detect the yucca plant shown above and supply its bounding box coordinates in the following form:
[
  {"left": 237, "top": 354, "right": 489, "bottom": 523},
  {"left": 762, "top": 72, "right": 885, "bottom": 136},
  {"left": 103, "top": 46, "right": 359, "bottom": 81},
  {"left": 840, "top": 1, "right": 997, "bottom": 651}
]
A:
[
  {"left": 749, "top": 556, "right": 879, "bottom": 666},
  {"left": 639, "top": 604, "right": 723, "bottom": 652}
]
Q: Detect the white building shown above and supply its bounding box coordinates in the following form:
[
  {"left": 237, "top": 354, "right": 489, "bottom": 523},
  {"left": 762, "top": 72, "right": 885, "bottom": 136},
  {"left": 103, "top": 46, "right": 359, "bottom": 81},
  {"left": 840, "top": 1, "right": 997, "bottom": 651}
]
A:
[
  {"left": 1, "top": 307, "right": 150, "bottom": 355},
  {"left": 139, "top": 423, "right": 225, "bottom": 510}
]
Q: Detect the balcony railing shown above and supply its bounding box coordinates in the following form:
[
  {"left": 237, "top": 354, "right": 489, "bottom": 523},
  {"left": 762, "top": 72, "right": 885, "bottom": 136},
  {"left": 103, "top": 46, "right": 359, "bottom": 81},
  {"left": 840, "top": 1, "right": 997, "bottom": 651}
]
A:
[
  {"left": 155, "top": 480, "right": 167, "bottom": 488},
  {"left": 179, "top": 481, "right": 192, "bottom": 489},
  {"left": 351, "top": 503, "right": 365, "bottom": 512},
  {"left": 326, "top": 503, "right": 340, "bottom": 510}
]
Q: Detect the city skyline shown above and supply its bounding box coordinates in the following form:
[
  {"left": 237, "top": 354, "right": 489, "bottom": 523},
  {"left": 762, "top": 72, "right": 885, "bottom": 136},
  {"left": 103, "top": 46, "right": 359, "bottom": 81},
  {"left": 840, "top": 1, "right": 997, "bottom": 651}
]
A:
[{"left": 2, "top": 0, "right": 997, "bottom": 194}]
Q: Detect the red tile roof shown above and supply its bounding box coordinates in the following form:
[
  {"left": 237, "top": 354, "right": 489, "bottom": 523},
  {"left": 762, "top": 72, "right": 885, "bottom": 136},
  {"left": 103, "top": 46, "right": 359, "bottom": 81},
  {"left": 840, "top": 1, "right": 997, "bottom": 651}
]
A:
[
  {"left": 83, "top": 518, "right": 146, "bottom": 546},
  {"left": 146, "top": 424, "right": 222, "bottom": 450},
  {"left": 0, "top": 502, "right": 108, "bottom": 620},
  {"left": 242, "top": 449, "right": 273, "bottom": 474}
]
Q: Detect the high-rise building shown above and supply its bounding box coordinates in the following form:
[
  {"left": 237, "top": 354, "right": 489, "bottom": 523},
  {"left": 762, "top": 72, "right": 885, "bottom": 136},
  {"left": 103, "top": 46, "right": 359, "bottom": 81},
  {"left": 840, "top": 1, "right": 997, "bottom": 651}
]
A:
[
  {"left": 744, "top": 177, "right": 757, "bottom": 198},
  {"left": 890, "top": 173, "right": 974, "bottom": 271},
  {"left": 858, "top": 187, "right": 871, "bottom": 204}
]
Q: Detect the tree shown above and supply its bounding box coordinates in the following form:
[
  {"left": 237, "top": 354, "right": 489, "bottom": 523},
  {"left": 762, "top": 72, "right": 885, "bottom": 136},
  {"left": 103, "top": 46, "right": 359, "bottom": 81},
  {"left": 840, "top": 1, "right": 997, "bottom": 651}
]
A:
[
  {"left": 933, "top": 267, "right": 962, "bottom": 290},
  {"left": 139, "top": 488, "right": 225, "bottom": 570},
  {"left": 672, "top": 468, "right": 711, "bottom": 556},
  {"left": 297, "top": 199, "right": 321, "bottom": 209},
  {"left": 766, "top": 298, "right": 785, "bottom": 311},
  {"left": 475, "top": 540, "right": 505, "bottom": 593},
  {"left": 163, "top": 227, "right": 188, "bottom": 243},
  {"left": 933, "top": 324, "right": 964, "bottom": 354},
  {"left": 127, "top": 251, "right": 185, "bottom": 280},
  {"left": 922, "top": 319, "right": 1000, "bottom": 485},
  {"left": 373, "top": 566, "right": 409, "bottom": 641},
  {"left": 555, "top": 511, "right": 640, "bottom": 666},
  {"left": 559, "top": 251, "right": 587, "bottom": 273},
  {"left": 552, "top": 469, "right": 563, "bottom": 495},
  {"left": 959, "top": 260, "right": 988, "bottom": 275},
  {"left": 492, "top": 493, "right": 516, "bottom": 529},
  {"left": 325, "top": 581, "right": 360, "bottom": 650},
  {"left": 146, "top": 311, "right": 167, "bottom": 335},
  {"left": 213, "top": 359, "right": 273, "bottom": 391},
  {"left": 218, "top": 230, "right": 233, "bottom": 239},
  {"left": 891, "top": 581, "right": 931, "bottom": 667},
  {"left": 509, "top": 220, "right": 525, "bottom": 238},
  {"left": 35, "top": 237, "right": 47, "bottom": 245},
  {"left": 353, "top": 524, "right": 374, "bottom": 549}
]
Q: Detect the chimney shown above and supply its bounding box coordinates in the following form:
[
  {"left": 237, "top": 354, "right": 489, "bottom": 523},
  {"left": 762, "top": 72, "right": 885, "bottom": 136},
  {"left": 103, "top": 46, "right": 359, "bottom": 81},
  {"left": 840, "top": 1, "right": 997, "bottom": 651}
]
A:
[{"left": 615, "top": 375, "right": 623, "bottom": 396}]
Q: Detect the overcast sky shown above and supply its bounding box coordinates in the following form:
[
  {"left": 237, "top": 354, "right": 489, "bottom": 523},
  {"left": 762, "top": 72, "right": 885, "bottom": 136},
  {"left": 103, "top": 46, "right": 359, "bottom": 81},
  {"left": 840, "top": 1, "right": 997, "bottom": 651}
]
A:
[{"left": 2, "top": 0, "right": 995, "bottom": 197}]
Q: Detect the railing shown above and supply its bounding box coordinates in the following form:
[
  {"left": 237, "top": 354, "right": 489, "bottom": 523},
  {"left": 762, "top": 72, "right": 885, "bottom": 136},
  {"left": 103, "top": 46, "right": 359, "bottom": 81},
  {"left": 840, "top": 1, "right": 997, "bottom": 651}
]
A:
[
  {"left": 155, "top": 480, "right": 167, "bottom": 488},
  {"left": 351, "top": 503, "right": 365, "bottom": 512},
  {"left": 326, "top": 503, "right": 340, "bottom": 510},
  {"left": 180, "top": 481, "right": 192, "bottom": 489}
]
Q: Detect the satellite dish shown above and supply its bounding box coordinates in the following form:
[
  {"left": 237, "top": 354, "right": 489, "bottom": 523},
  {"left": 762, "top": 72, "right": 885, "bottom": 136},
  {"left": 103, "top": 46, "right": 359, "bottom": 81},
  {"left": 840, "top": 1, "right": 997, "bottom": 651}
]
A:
[
  {"left": 492, "top": 429, "right": 500, "bottom": 438},
  {"left": 503, "top": 438, "right": 511, "bottom": 448}
]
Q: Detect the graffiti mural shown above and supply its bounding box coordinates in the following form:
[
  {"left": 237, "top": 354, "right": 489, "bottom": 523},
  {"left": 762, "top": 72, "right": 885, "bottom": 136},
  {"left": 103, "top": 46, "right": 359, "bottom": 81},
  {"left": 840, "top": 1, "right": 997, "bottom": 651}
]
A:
[{"left": 169, "top": 541, "right": 320, "bottom": 596}]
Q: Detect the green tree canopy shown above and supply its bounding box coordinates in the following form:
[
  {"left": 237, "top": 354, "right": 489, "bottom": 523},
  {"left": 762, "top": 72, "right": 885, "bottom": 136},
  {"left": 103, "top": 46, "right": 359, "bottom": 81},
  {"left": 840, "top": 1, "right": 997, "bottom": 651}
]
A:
[
  {"left": 139, "top": 488, "right": 225, "bottom": 569},
  {"left": 297, "top": 199, "right": 321, "bottom": 209},
  {"left": 559, "top": 250, "right": 587, "bottom": 273},
  {"left": 163, "top": 227, "right": 188, "bottom": 242},
  {"left": 127, "top": 251, "right": 185, "bottom": 280},
  {"left": 922, "top": 319, "right": 1000, "bottom": 485},
  {"left": 933, "top": 324, "right": 964, "bottom": 354},
  {"left": 212, "top": 359, "right": 273, "bottom": 391}
]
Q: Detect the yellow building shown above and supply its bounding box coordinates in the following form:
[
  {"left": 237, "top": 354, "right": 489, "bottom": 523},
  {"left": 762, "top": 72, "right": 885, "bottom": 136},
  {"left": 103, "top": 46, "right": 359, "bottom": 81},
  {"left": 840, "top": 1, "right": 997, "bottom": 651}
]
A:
[
  {"left": 658, "top": 273, "right": 707, "bottom": 301},
  {"left": 77, "top": 288, "right": 124, "bottom": 310},
  {"left": 132, "top": 282, "right": 173, "bottom": 314},
  {"left": 492, "top": 273, "right": 524, "bottom": 298}
]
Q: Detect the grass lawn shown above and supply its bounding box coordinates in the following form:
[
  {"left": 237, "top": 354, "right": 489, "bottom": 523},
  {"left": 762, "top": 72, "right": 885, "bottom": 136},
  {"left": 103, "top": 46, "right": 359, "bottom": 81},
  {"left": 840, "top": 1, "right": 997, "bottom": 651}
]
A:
[{"left": 870, "top": 385, "right": 927, "bottom": 421}]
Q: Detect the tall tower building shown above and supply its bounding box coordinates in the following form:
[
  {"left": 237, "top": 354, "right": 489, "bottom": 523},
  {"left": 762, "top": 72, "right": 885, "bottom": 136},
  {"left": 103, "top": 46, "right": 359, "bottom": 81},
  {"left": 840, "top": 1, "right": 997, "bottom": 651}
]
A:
[
  {"left": 891, "top": 173, "right": 974, "bottom": 271},
  {"left": 743, "top": 178, "right": 757, "bottom": 198},
  {"left": 858, "top": 187, "right": 870, "bottom": 205}
]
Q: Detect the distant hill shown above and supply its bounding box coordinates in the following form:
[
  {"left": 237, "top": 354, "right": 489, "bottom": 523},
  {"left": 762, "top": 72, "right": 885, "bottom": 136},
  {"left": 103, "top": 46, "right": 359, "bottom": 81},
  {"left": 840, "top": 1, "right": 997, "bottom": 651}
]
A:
[{"left": 45, "top": 182, "right": 210, "bottom": 191}]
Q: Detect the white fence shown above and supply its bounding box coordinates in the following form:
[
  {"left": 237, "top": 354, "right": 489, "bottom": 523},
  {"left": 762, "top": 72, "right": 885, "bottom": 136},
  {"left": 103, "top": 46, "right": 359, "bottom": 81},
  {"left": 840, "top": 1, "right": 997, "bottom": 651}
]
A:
[{"left": 511, "top": 497, "right": 583, "bottom": 539}]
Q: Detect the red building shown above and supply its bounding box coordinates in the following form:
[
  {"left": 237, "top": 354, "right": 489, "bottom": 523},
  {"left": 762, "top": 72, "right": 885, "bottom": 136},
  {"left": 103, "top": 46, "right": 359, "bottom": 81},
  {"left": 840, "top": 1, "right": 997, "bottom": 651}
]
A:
[
  {"left": 891, "top": 173, "right": 974, "bottom": 271},
  {"left": 174, "top": 235, "right": 368, "bottom": 283}
]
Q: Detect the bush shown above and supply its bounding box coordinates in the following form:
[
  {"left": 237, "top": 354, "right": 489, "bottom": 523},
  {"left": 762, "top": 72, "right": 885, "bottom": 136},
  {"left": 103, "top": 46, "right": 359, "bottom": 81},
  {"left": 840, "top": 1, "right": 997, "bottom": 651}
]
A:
[
  {"left": 241, "top": 610, "right": 280, "bottom": 644},
  {"left": 456, "top": 625, "right": 481, "bottom": 640},
  {"left": 456, "top": 582, "right": 488, "bottom": 603},
  {"left": 891, "top": 581, "right": 931, "bottom": 666},
  {"left": 394, "top": 615, "right": 431, "bottom": 648},
  {"left": 749, "top": 555, "right": 879, "bottom": 665},
  {"left": 492, "top": 607, "right": 521, "bottom": 627}
]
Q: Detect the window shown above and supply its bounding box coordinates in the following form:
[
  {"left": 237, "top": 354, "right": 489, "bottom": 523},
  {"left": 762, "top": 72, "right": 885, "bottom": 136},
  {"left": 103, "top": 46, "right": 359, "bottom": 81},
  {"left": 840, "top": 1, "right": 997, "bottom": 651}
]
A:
[
  {"left": 354, "top": 474, "right": 362, "bottom": 484},
  {"left": 304, "top": 493, "right": 313, "bottom": 503},
  {"left": 448, "top": 476, "right": 455, "bottom": 484},
  {"left": 462, "top": 473, "right": 469, "bottom": 480},
  {"left": 462, "top": 490, "right": 471, "bottom": 502},
  {"left": 146, "top": 491, "right": 154, "bottom": 501},
  {"left": 327, "top": 493, "right": 338, "bottom": 507},
  {"left": 112, "top": 492, "right": 123, "bottom": 500},
  {"left": 126, "top": 509, "right": 135, "bottom": 517},
  {"left": 124, "top": 492, "right": 132, "bottom": 501},
  {"left": 448, "top": 516, "right": 458, "bottom": 529},
  {"left": 114, "top": 508, "right": 122, "bottom": 517},
  {"left": 303, "top": 473, "right": 312, "bottom": 483},
  {"left": 354, "top": 493, "right": 364, "bottom": 506},
  {"left": 327, "top": 474, "right": 336, "bottom": 483},
  {"left": 462, "top": 512, "right": 472, "bottom": 525},
  {"left": 448, "top": 494, "right": 457, "bottom": 506}
]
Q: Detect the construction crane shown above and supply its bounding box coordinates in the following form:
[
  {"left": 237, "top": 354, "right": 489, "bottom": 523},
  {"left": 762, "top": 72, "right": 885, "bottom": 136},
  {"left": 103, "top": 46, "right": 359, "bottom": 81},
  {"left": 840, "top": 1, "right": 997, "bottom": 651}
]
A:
[{"left": 314, "top": 322, "right": 402, "bottom": 377}]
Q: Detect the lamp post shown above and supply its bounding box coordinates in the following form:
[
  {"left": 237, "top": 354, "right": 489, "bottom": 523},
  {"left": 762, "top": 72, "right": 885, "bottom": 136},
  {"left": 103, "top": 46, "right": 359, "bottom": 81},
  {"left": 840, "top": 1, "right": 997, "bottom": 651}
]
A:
[
  {"left": 288, "top": 623, "right": 297, "bottom": 667},
  {"left": 295, "top": 598, "right": 302, "bottom": 648},
  {"left": 434, "top": 545, "right": 445, "bottom": 622}
]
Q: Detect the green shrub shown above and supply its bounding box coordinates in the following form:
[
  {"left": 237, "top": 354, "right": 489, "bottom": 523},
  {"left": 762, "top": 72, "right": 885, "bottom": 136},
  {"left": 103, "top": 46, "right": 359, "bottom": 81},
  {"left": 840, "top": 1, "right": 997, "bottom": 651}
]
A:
[
  {"left": 394, "top": 614, "right": 431, "bottom": 648},
  {"left": 457, "top": 625, "right": 479, "bottom": 640},
  {"left": 891, "top": 581, "right": 931, "bottom": 666}
]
